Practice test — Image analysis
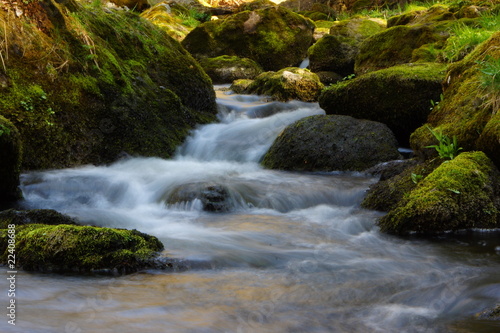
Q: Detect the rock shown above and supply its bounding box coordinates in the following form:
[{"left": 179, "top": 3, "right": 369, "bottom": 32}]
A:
[
  {"left": 476, "top": 304, "right": 500, "bottom": 320},
  {"left": 376, "top": 152, "right": 500, "bottom": 234},
  {"left": 364, "top": 158, "right": 420, "bottom": 181},
  {"left": 0, "top": 1, "right": 217, "bottom": 170},
  {"left": 315, "top": 71, "right": 343, "bottom": 85},
  {"left": 308, "top": 17, "right": 385, "bottom": 76},
  {"left": 242, "top": 67, "right": 324, "bottom": 102},
  {"left": 0, "top": 209, "right": 78, "bottom": 229},
  {"left": 140, "top": 1, "right": 192, "bottom": 41},
  {"left": 261, "top": 114, "right": 401, "bottom": 172},
  {"left": 387, "top": 4, "right": 456, "bottom": 27},
  {"left": 354, "top": 24, "right": 448, "bottom": 74},
  {"left": 181, "top": 6, "right": 315, "bottom": 71},
  {"left": 319, "top": 63, "right": 447, "bottom": 146},
  {"left": 410, "top": 32, "right": 500, "bottom": 167},
  {"left": 167, "top": 182, "right": 231, "bottom": 212},
  {"left": 108, "top": 0, "right": 150, "bottom": 11},
  {"left": 230, "top": 79, "right": 254, "bottom": 94},
  {"left": 0, "top": 116, "right": 22, "bottom": 202},
  {"left": 199, "top": 55, "right": 263, "bottom": 83},
  {"left": 0, "top": 224, "right": 164, "bottom": 274}
]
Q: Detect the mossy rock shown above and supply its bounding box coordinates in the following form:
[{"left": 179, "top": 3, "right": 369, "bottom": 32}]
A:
[
  {"left": 329, "top": 16, "right": 386, "bottom": 42},
  {"left": 0, "top": 209, "right": 78, "bottom": 229},
  {"left": 243, "top": 67, "right": 324, "bottom": 102},
  {"left": 140, "top": 1, "right": 192, "bottom": 41},
  {"left": 362, "top": 158, "right": 442, "bottom": 212},
  {"left": 0, "top": 116, "right": 22, "bottom": 202},
  {"left": 0, "top": 1, "right": 216, "bottom": 170},
  {"left": 236, "top": 0, "right": 276, "bottom": 12},
  {"left": 308, "top": 35, "right": 358, "bottom": 76},
  {"left": 387, "top": 5, "right": 456, "bottom": 28},
  {"left": 181, "top": 6, "right": 315, "bottom": 71},
  {"left": 0, "top": 223, "right": 164, "bottom": 274},
  {"left": 355, "top": 24, "right": 448, "bottom": 74},
  {"left": 377, "top": 152, "right": 500, "bottom": 235},
  {"left": 319, "top": 63, "right": 447, "bottom": 146},
  {"left": 261, "top": 114, "right": 401, "bottom": 172},
  {"left": 199, "top": 55, "right": 263, "bottom": 84},
  {"left": 230, "top": 79, "right": 254, "bottom": 94},
  {"left": 409, "top": 32, "right": 500, "bottom": 166}
]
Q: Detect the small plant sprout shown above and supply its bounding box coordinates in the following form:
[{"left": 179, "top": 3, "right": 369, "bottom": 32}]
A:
[
  {"left": 411, "top": 173, "right": 423, "bottom": 184},
  {"left": 425, "top": 125, "right": 463, "bottom": 160}
]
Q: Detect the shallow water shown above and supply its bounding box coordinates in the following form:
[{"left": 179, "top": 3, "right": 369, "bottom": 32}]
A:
[{"left": 1, "top": 90, "right": 499, "bottom": 333}]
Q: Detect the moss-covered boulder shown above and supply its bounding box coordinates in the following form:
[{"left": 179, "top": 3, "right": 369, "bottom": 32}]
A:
[
  {"left": 0, "top": 209, "right": 78, "bottom": 229},
  {"left": 261, "top": 114, "right": 401, "bottom": 172},
  {"left": 377, "top": 152, "right": 500, "bottom": 234},
  {"left": 0, "top": 117, "right": 22, "bottom": 202},
  {"left": 242, "top": 67, "right": 324, "bottom": 102},
  {"left": 319, "top": 63, "right": 447, "bottom": 146},
  {"left": 308, "top": 17, "right": 385, "bottom": 76},
  {"left": 140, "top": 1, "right": 192, "bottom": 41},
  {"left": 230, "top": 79, "right": 254, "bottom": 94},
  {"left": 0, "top": 224, "right": 164, "bottom": 274},
  {"left": 354, "top": 24, "right": 448, "bottom": 74},
  {"left": 181, "top": 6, "right": 315, "bottom": 71},
  {"left": 199, "top": 55, "right": 263, "bottom": 84},
  {"left": 387, "top": 4, "right": 456, "bottom": 28},
  {"left": 409, "top": 32, "right": 500, "bottom": 166},
  {"left": 0, "top": 1, "right": 216, "bottom": 170}
]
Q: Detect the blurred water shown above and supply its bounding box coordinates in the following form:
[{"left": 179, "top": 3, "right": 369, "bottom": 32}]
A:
[{"left": 1, "top": 90, "right": 499, "bottom": 333}]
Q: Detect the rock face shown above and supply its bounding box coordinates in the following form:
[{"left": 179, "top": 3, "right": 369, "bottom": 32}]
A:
[
  {"left": 376, "top": 152, "right": 500, "bottom": 235},
  {"left": 0, "top": 117, "right": 22, "bottom": 202},
  {"left": 0, "top": 1, "right": 216, "bottom": 171},
  {"left": 181, "top": 6, "right": 315, "bottom": 71},
  {"left": 410, "top": 32, "right": 500, "bottom": 168},
  {"left": 0, "top": 209, "right": 164, "bottom": 274},
  {"left": 261, "top": 115, "right": 401, "bottom": 172},
  {"left": 242, "top": 67, "right": 324, "bottom": 102},
  {"left": 167, "top": 182, "right": 231, "bottom": 212},
  {"left": 319, "top": 63, "right": 446, "bottom": 146},
  {"left": 199, "top": 55, "right": 263, "bottom": 84}
]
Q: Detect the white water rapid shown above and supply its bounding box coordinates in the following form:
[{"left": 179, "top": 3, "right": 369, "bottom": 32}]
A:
[{"left": 1, "top": 88, "right": 499, "bottom": 333}]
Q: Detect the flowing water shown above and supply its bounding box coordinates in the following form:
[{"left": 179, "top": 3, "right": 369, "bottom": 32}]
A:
[{"left": 1, "top": 89, "right": 500, "bottom": 333}]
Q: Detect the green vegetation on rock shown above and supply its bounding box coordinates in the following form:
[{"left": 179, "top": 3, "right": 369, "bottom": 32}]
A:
[
  {"left": 199, "top": 55, "right": 263, "bottom": 84},
  {"left": 377, "top": 151, "right": 500, "bottom": 234}
]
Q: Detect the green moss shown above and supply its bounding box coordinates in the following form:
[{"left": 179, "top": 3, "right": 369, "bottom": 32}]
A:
[
  {"left": 319, "top": 63, "right": 447, "bottom": 145},
  {"left": 230, "top": 79, "right": 254, "bottom": 94},
  {"left": 308, "top": 34, "right": 358, "bottom": 76},
  {"left": 199, "top": 55, "right": 263, "bottom": 83},
  {"left": 245, "top": 67, "right": 324, "bottom": 102},
  {"left": 182, "top": 6, "right": 315, "bottom": 71},
  {"left": 0, "top": 1, "right": 216, "bottom": 170},
  {"left": 378, "top": 151, "right": 500, "bottom": 234},
  {"left": 329, "top": 17, "right": 386, "bottom": 41},
  {"left": 0, "top": 224, "right": 164, "bottom": 273}
]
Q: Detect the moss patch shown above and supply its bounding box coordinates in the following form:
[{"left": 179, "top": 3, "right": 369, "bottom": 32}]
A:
[
  {"left": 377, "top": 152, "right": 500, "bottom": 234},
  {"left": 199, "top": 55, "right": 263, "bottom": 84}
]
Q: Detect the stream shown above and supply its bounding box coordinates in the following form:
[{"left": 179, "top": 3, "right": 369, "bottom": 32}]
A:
[{"left": 1, "top": 88, "right": 499, "bottom": 333}]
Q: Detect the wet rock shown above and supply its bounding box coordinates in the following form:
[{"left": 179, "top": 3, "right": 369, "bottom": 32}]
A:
[
  {"left": 168, "top": 182, "right": 231, "bottom": 212},
  {"left": 0, "top": 209, "right": 79, "bottom": 229},
  {"left": 262, "top": 114, "right": 401, "bottom": 172},
  {"left": 241, "top": 67, "right": 324, "bottom": 102},
  {"left": 319, "top": 63, "right": 446, "bottom": 146},
  {"left": 181, "top": 6, "right": 315, "bottom": 71},
  {"left": 476, "top": 304, "right": 500, "bottom": 320},
  {"left": 199, "top": 55, "right": 263, "bottom": 84}
]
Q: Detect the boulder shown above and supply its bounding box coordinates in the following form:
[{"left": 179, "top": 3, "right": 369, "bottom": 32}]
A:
[
  {"left": 319, "top": 63, "right": 447, "bottom": 146},
  {"left": 377, "top": 151, "right": 500, "bottom": 234},
  {"left": 181, "top": 6, "right": 315, "bottom": 71},
  {"left": 167, "top": 182, "right": 231, "bottom": 212},
  {"left": 242, "top": 67, "right": 324, "bottom": 102},
  {"left": 0, "top": 1, "right": 216, "bottom": 170},
  {"left": 0, "top": 209, "right": 164, "bottom": 274},
  {"left": 140, "top": 1, "right": 192, "bottom": 41},
  {"left": 199, "top": 55, "right": 263, "bottom": 84},
  {"left": 261, "top": 114, "right": 401, "bottom": 172},
  {"left": 410, "top": 32, "right": 500, "bottom": 167},
  {"left": 354, "top": 24, "right": 448, "bottom": 74},
  {"left": 0, "top": 116, "right": 22, "bottom": 202},
  {"left": 387, "top": 4, "right": 456, "bottom": 27}
]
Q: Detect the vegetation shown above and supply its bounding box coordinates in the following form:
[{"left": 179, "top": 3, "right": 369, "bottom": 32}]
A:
[{"left": 425, "top": 126, "right": 463, "bottom": 160}]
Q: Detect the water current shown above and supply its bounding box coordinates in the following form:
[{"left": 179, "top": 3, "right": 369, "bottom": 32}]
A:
[{"left": 1, "top": 88, "right": 499, "bottom": 333}]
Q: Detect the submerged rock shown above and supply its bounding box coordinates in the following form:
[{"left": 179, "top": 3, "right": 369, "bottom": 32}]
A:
[
  {"left": 0, "top": 209, "right": 164, "bottom": 274},
  {"left": 0, "top": 116, "right": 22, "bottom": 202},
  {"left": 319, "top": 63, "right": 446, "bottom": 146},
  {"left": 242, "top": 67, "right": 324, "bottom": 102},
  {"left": 199, "top": 55, "right": 263, "bottom": 84},
  {"left": 167, "top": 182, "right": 231, "bottom": 212},
  {"left": 376, "top": 152, "right": 500, "bottom": 235},
  {"left": 262, "top": 114, "right": 401, "bottom": 172},
  {"left": 181, "top": 6, "right": 315, "bottom": 71}
]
